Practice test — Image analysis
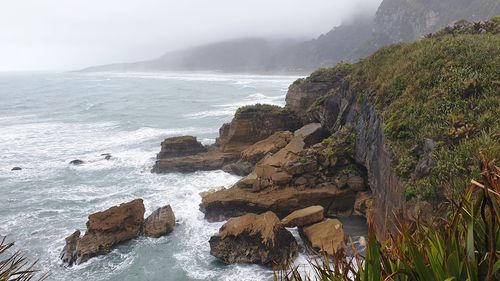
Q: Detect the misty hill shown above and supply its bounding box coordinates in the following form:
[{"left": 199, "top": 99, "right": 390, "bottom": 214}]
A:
[{"left": 84, "top": 0, "right": 500, "bottom": 73}]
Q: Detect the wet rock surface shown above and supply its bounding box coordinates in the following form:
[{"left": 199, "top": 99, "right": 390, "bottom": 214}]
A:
[
  {"left": 142, "top": 205, "right": 176, "bottom": 238},
  {"left": 209, "top": 211, "right": 298, "bottom": 269}
]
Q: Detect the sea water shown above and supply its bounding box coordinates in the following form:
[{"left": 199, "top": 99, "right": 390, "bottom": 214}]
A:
[{"left": 0, "top": 72, "right": 365, "bottom": 281}]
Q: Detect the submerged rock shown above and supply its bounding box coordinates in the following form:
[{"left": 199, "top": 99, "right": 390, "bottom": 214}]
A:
[
  {"left": 61, "top": 199, "right": 145, "bottom": 265},
  {"left": 11, "top": 167, "right": 22, "bottom": 171},
  {"left": 143, "top": 205, "right": 176, "bottom": 238},
  {"left": 101, "top": 153, "right": 112, "bottom": 160},
  {"left": 300, "top": 219, "right": 345, "bottom": 255},
  {"left": 281, "top": 206, "right": 324, "bottom": 228},
  {"left": 209, "top": 211, "right": 298, "bottom": 269},
  {"left": 69, "top": 159, "right": 84, "bottom": 165}
]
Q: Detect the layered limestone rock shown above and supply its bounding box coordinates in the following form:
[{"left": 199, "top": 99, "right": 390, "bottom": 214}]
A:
[
  {"left": 286, "top": 69, "right": 405, "bottom": 239},
  {"left": 201, "top": 186, "right": 354, "bottom": 221},
  {"left": 153, "top": 105, "right": 300, "bottom": 174},
  {"left": 152, "top": 150, "right": 234, "bottom": 173},
  {"left": 143, "top": 205, "right": 176, "bottom": 238},
  {"left": 281, "top": 206, "right": 325, "bottom": 228},
  {"left": 209, "top": 211, "right": 298, "bottom": 269},
  {"left": 61, "top": 200, "right": 176, "bottom": 266},
  {"left": 300, "top": 219, "right": 345, "bottom": 255},
  {"left": 216, "top": 105, "right": 301, "bottom": 154},
  {"left": 240, "top": 131, "right": 293, "bottom": 164},
  {"left": 200, "top": 123, "right": 368, "bottom": 221}
]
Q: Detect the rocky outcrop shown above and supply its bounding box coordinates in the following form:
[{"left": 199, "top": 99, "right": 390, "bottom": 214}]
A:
[
  {"left": 286, "top": 69, "right": 405, "bottom": 239},
  {"left": 374, "top": 0, "right": 500, "bottom": 43},
  {"left": 286, "top": 70, "right": 347, "bottom": 123},
  {"left": 200, "top": 123, "right": 368, "bottom": 221},
  {"left": 216, "top": 105, "right": 301, "bottom": 154},
  {"left": 61, "top": 199, "right": 176, "bottom": 266},
  {"left": 411, "top": 138, "right": 436, "bottom": 180},
  {"left": 209, "top": 211, "right": 298, "bottom": 269},
  {"left": 142, "top": 205, "right": 176, "bottom": 238},
  {"left": 300, "top": 219, "right": 345, "bottom": 255},
  {"left": 153, "top": 105, "right": 301, "bottom": 174},
  {"left": 156, "top": 136, "right": 207, "bottom": 159},
  {"left": 61, "top": 199, "right": 145, "bottom": 266},
  {"left": 281, "top": 206, "right": 325, "bottom": 228}
]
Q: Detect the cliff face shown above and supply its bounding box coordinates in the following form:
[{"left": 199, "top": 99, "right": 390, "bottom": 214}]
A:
[
  {"left": 285, "top": 19, "right": 500, "bottom": 236},
  {"left": 286, "top": 71, "right": 405, "bottom": 237},
  {"left": 374, "top": 0, "right": 500, "bottom": 43}
]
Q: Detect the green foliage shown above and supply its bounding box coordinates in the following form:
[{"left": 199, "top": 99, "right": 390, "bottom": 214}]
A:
[
  {"left": 339, "top": 18, "right": 500, "bottom": 199},
  {"left": 322, "top": 127, "right": 356, "bottom": 160},
  {"left": 235, "top": 103, "right": 287, "bottom": 117},
  {"left": 278, "top": 159, "right": 500, "bottom": 280}
]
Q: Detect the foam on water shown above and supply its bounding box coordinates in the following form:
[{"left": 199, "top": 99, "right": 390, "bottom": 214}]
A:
[{"left": 0, "top": 72, "right": 303, "bottom": 281}]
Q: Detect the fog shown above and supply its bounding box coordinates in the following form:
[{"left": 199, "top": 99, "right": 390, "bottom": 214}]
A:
[{"left": 0, "top": 0, "right": 382, "bottom": 71}]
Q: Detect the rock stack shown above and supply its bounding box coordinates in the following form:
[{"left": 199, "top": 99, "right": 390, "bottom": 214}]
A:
[{"left": 61, "top": 199, "right": 176, "bottom": 266}]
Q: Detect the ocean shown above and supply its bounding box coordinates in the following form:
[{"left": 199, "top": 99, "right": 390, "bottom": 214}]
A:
[
  {"left": 0, "top": 72, "right": 306, "bottom": 281},
  {"left": 0, "top": 71, "right": 367, "bottom": 281}
]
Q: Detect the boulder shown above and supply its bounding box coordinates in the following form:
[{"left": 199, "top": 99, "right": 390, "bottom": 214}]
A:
[
  {"left": 241, "top": 131, "right": 293, "bottom": 164},
  {"left": 11, "top": 167, "right": 22, "bottom": 171},
  {"left": 157, "top": 136, "right": 207, "bottom": 159},
  {"left": 300, "top": 219, "right": 345, "bottom": 255},
  {"left": 281, "top": 206, "right": 324, "bottom": 228},
  {"left": 143, "top": 205, "right": 176, "bottom": 238},
  {"left": 294, "top": 123, "right": 329, "bottom": 147},
  {"left": 69, "top": 159, "right": 84, "bottom": 165},
  {"left": 60, "top": 199, "right": 145, "bottom": 265},
  {"left": 209, "top": 211, "right": 298, "bottom": 269}
]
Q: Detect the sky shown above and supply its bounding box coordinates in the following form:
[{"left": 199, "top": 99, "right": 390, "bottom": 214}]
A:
[{"left": 0, "top": 0, "right": 382, "bottom": 71}]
